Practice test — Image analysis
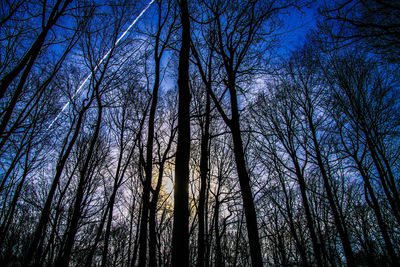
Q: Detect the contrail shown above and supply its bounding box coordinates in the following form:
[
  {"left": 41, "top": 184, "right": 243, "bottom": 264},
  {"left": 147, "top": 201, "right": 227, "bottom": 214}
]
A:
[{"left": 48, "top": 0, "right": 155, "bottom": 129}]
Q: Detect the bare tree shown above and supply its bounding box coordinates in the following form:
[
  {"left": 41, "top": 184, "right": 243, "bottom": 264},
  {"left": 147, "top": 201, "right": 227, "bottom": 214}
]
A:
[
  {"left": 171, "top": 0, "right": 191, "bottom": 265},
  {"left": 251, "top": 88, "right": 325, "bottom": 266},
  {"left": 326, "top": 52, "right": 400, "bottom": 264},
  {"left": 191, "top": 1, "right": 305, "bottom": 265},
  {"left": 320, "top": 0, "right": 400, "bottom": 63},
  {"left": 137, "top": 1, "right": 176, "bottom": 266}
]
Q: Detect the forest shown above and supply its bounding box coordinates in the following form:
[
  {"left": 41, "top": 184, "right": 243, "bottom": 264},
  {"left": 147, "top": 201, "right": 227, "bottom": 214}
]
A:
[{"left": 0, "top": 0, "right": 399, "bottom": 266}]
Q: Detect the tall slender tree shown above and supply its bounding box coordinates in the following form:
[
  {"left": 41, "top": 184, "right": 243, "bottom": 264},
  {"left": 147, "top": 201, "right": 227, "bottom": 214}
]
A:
[
  {"left": 171, "top": 0, "right": 191, "bottom": 265},
  {"left": 138, "top": 1, "right": 175, "bottom": 265}
]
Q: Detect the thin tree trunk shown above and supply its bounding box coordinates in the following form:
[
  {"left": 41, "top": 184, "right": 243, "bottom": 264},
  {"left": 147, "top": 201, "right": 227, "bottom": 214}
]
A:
[
  {"left": 100, "top": 197, "right": 116, "bottom": 267},
  {"left": 197, "top": 91, "right": 210, "bottom": 267},
  {"left": 292, "top": 157, "right": 324, "bottom": 266},
  {"left": 233, "top": 212, "right": 244, "bottom": 266},
  {"left": 214, "top": 197, "right": 223, "bottom": 267},
  {"left": 149, "top": 126, "right": 175, "bottom": 267},
  {"left": 138, "top": 42, "right": 161, "bottom": 267},
  {"left": 127, "top": 196, "right": 137, "bottom": 267},
  {"left": 149, "top": 164, "right": 164, "bottom": 267},
  {"left": 130, "top": 201, "right": 143, "bottom": 267}
]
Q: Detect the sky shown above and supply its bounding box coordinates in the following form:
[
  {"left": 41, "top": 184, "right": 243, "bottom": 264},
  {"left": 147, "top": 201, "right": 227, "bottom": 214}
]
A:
[{"left": 276, "top": 2, "right": 320, "bottom": 57}]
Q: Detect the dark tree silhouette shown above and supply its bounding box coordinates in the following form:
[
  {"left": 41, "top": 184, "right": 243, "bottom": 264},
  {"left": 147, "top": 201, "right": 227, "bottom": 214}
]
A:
[{"left": 171, "top": 0, "right": 191, "bottom": 266}]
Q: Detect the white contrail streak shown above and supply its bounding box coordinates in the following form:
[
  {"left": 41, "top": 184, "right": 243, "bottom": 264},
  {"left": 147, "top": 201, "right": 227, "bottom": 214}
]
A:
[{"left": 48, "top": 0, "right": 155, "bottom": 129}]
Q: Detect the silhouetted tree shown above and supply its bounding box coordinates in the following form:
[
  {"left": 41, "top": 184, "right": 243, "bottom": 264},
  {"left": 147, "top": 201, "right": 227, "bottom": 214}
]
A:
[{"left": 171, "top": 0, "right": 191, "bottom": 265}]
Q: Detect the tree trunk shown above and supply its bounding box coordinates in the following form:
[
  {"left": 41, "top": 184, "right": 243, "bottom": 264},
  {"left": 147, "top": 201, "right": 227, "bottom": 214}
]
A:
[
  {"left": 100, "top": 193, "right": 116, "bottom": 267},
  {"left": 292, "top": 156, "right": 324, "bottom": 266},
  {"left": 149, "top": 164, "right": 164, "bottom": 267},
  {"left": 227, "top": 78, "right": 263, "bottom": 266},
  {"left": 138, "top": 42, "right": 161, "bottom": 267},
  {"left": 149, "top": 126, "right": 175, "bottom": 267},
  {"left": 171, "top": 0, "right": 191, "bottom": 265},
  {"left": 130, "top": 201, "right": 143, "bottom": 267},
  {"left": 197, "top": 91, "right": 210, "bottom": 267},
  {"left": 214, "top": 198, "right": 223, "bottom": 267}
]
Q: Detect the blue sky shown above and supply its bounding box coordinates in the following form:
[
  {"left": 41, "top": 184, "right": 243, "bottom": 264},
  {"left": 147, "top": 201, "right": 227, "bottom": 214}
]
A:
[{"left": 276, "top": 2, "right": 320, "bottom": 57}]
